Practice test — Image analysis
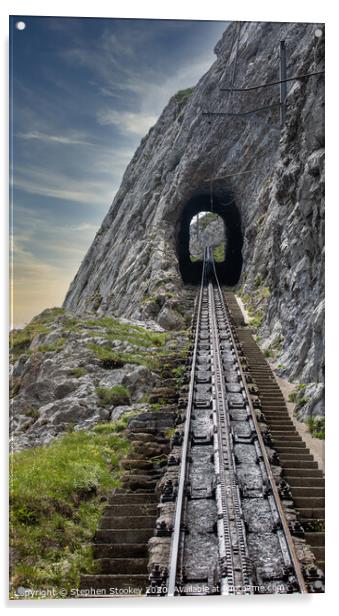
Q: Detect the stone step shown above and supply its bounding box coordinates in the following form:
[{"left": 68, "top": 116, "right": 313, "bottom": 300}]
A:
[
  {"left": 265, "top": 415, "right": 295, "bottom": 428},
  {"left": 282, "top": 460, "right": 319, "bottom": 469},
  {"left": 297, "top": 508, "right": 325, "bottom": 519},
  {"left": 120, "top": 459, "right": 155, "bottom": 470},
  {"left": 93, "top": 543, "right": 148, "bottom": 559},
  {"left": 108, "top": 493, "right": 158, "bottom": 504},
  {"left": 95, "top": 528, "right": 154, "bottom": 544},
  {"left": 310, "top": 546, "right": 325, "bottom": 561},
  {"left": 272, "top": 434, "right": 303, "bottom": 442},
  {"left": 97, "top": 558, "right": 148, "bottom": 574},
  {"left": 283, "top": 473, "right": 325, "bottom": 486},
  {"left": 278, "top": 453, "right": 314, "bottom": 461},
  {"left": 276, "top": 444, "right": 309, "bottom": 453},
  {"left": 305, "top": 532, "right": 325, "bottom": 547},
  {"left": 79, "top": 574, "right": 148, "bottom": 594},
  {"left": 283, "top": 468, "right": 323, "bottom": 477},
  {"left": 121, "top": 476, "right": 158, "bottom": 490},
  {"left": 284, "top": 476, "right": 324, "bottom": 487},
  {"left": 289, "top": 487, "right": 325, "bottom": 498},
  {"left": 270, "top": 427, "right": 296, "bottom": 433},
  {"left": 122, "top": 468, "right": 162, "bottom": 476},
  {"left": 100, "top": 516, "right": 156, "bottom": 530},
  {"left": 293, "top": 496, "right": 325, "bottom": 508},
  {"left": 103, "top": 504, "right": 158, "bottom": 517}
]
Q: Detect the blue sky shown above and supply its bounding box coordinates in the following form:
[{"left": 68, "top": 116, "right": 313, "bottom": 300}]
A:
[{"left": 10, "top": 16, "right": 228, "bottom": 327}]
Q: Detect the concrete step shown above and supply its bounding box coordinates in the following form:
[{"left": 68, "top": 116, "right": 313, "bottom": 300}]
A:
[
  {"left": 305, "top": 532, "right": 325, "bottom": 547},
  {"left": 100, "top": 516, "right": 156, "bottom": 530},
  {"left": 95, "top": 528, "right": 154, "bottom": 544},
  {"left": 97, "top": 558, "right": 148, "bottom": 574},
  {"left": 93, "top": 543, "right": 148, "bottom": 559},
  {"left": 79, "top": 574, "right": 148, "bottom": 594}
]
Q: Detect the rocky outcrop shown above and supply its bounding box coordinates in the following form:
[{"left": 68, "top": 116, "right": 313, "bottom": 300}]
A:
[
  {"left": 189, "top": 212, "right": 225, "bottom": 259},
  {"left": 9, "top": 309, "right": 172, "bottom": 451}
]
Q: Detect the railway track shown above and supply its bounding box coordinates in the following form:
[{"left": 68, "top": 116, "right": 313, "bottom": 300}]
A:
[
  {"left": 163, "top": 248, "right": 308, "bottom": 596},
  {"left": 80, "top": 253, "right": 324, "bottom": 598}
]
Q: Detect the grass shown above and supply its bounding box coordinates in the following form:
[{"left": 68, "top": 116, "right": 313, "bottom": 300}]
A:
[
  {"left": 69, "top": 367, "right": 87, "bottom": 378},
  {"left": 83, "top": 316, "right": 168, "bottom": 349},
  {"left": 306, "top": 416, "right": 325, "bottom": 440},
  {"left": 37, "top": 338, "right": 66, "bottom": 353},
  {"left": 10, "top": 308, "right": 65, "bottom": 360},
  {"left": 95, "top": 385, "right": 130, "bottom": 407},
  {"left": 288, "top": 391, "right": 298, "bottom": 403},
  {"left": 86, "top": 342, "right": 161, "bottom": 370},
  {"left": 9, "top": 423, "right": 131, "bottom": 597},
  {"left": 249, "top": 311, "right": 264, "bottom": 329},
  {"left": 172, "top": 87, "right": 195, "bottom": 104},
  {"left": 213, "top": 242, "right": 225, "bottom": 263},
  {"left": 254, "top": 274, "right": 263, "bottom": 288}
]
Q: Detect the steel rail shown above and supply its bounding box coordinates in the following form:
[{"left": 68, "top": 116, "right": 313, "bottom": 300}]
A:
[
  {"left": 211, "top": 263, "right": 308, "bottom": 593},
  {"left": 166, "top": 253, "right": 207, "bottom": 596},
  {"left": 220, "top": 70, "right": 325, "bottom": 93}
]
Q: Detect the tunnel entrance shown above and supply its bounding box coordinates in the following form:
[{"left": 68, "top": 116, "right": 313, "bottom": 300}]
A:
[{"left": 176, "top": 191, "right": 243, "bottom": 285}]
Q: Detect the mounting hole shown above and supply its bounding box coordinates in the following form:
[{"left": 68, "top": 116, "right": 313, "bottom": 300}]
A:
[
  {"left": 314, "top": 28, "right": 323, "bottom": 38},
  {"left": 16, "top": 21, "right": 26, "bottom": 31}
]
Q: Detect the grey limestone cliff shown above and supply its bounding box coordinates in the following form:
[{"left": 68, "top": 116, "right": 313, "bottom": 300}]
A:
[{"left": 63, "top": 21, "right": 325, "bottom": 416}]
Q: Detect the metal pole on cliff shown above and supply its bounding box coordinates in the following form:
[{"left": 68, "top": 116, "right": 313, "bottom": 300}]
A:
[{"left": 280, "top": 40, "right": 287, "bottom": 127}]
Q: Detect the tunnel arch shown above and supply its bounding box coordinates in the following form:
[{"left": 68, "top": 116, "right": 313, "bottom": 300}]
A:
[{"left": 176, "top": 189, "right": 243, "bottom": 285}]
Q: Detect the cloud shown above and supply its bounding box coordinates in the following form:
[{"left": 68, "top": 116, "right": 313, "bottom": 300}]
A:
[
  {"left": 10, "top": 213, "right": 100, "bottom": 327},
  {"left": 13, "top": 165, "right": 117, "bottom": 206},
  {"left": 16, "top": 130, "right": 94, "bottom": 146},
  {"left": 96, "top": 109, "right": 157, "bottom": 136},
  {"left": 11, "top": 17, "right": 228, "bottom": 327}
]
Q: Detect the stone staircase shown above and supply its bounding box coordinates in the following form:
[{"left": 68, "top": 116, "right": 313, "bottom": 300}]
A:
[{"left": 224, "top": 292, "right": 325, "bottom": 579}]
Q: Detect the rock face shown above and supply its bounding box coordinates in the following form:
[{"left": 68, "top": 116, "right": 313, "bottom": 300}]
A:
[
  {"left": 9, "top": 309, "right": 169, "bottom": 451},
  {"left": 189, "top": 212, "right": 225, "bottom": 259},
  {"left": 63, "top": 21, "right": 324, "bottom": 415}
]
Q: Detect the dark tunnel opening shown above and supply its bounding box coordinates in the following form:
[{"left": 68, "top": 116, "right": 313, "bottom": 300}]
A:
[{"left": 176, "top": 191, "right": 243, "bottom": 285}]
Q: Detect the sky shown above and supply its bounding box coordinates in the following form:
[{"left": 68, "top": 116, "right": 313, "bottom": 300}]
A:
[{"left": 10, "top": 16, "right": 228, "bottom": 328}]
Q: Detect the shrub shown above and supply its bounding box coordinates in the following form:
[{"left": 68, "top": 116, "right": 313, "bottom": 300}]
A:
[{"left": 306, "top": 417, "right": 325, "bottom": 440}]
